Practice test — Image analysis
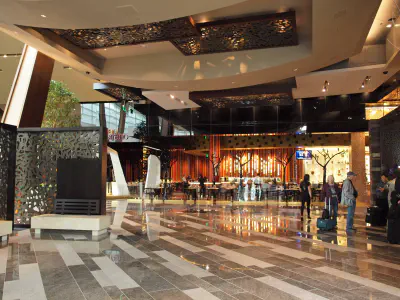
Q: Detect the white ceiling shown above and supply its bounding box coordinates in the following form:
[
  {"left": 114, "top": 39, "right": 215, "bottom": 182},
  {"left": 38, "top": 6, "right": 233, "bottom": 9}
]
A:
[
  {"left": 0, "top": 0, "right": 245, "bottom": 29},
  {"left": 0, "top": 0, "right": 399, "bottom": 107},
  {"left": 142, "top": 91, "right": 200, "bottom": 110}
]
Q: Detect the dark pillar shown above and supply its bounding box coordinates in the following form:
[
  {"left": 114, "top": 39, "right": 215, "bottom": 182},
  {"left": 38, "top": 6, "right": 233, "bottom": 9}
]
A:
[
  {"left": 369, "top": 120, "right": 381, "bottom": 205},
  {"left": 99, "top": 103, "right": 106, "bottom": 127},
  {"left": 118, "top": 105, "right": 126, "bottom": 133}
]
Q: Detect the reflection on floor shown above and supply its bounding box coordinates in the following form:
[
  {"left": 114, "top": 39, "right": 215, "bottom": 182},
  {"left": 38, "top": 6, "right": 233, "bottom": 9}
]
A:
[{"left": 2, "top": 201, "right": 400, "bottom": 300}]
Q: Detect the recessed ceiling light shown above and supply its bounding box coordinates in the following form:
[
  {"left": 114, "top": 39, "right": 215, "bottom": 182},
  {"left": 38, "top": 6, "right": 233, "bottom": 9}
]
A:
[
  {"left": 180, "top": 100, "right": 185, "bottom": 104},
  {"left": 170, "top": 94, "right": 175, "bottom": 99},
  {"left": 322, "top": 88, "right": 326, "bottom": 92},
  {"left": 386, "top": 24, "right": 392, "bottom": 28},
  {"left": 104, "top": 48, "right": 107, "bottom": 51},
  {"left": 293, "top": 68, "right": 298, "bottom": 72},
  {"left": 232, "top": 81, "right": 235, "bottom": 84},
  {"left": 3, "top": 54, "right": 7, "bottom": 58},
  {"left": 41, "top": 15, "right": 47, "bottom": 18}
]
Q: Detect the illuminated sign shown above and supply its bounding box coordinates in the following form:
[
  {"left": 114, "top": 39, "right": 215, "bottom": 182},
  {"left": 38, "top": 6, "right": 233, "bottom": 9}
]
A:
[{"left": 296, "top": 150, "right": 312, "bottom": 160}]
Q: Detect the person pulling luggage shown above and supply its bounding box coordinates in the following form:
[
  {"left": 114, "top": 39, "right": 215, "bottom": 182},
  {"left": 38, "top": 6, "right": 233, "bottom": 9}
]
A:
[{"left": 320, "top": 175, "right": 341, "bottom": 227}]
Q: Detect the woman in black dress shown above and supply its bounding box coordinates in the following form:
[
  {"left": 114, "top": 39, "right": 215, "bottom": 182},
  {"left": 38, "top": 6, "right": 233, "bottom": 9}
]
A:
[{"left": 300, "top": 174, "right": 312, "bottom": 219}]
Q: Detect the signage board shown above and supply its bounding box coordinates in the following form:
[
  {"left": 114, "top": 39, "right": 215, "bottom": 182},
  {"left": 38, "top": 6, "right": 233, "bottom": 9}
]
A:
[{"left": 296, "top": 150, "right": 312, "bottom": 160}]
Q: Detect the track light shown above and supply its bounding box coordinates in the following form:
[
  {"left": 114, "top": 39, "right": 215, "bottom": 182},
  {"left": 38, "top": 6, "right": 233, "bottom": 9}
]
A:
[
  {"left": 361, "top": 76, "right": 371, "bottom": 89},
  {"left": 322, "top": 80, "right": 329, "bottom": 93}
]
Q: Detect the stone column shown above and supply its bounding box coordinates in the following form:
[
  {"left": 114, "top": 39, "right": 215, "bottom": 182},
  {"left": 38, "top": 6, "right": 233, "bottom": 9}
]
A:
[{"left": 350, "top": 132, "right": 368, "bottom": 203}]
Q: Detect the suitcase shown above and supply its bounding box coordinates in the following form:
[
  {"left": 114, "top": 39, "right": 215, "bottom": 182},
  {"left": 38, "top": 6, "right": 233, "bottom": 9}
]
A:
[
  {"left": 365, "top": 206, "right": 386, "bottom": 226},
  {"left": 317, "top": 198, "right": 336, "bottom": 231},
  {"left": 387, "top": 218, "right": 400, "bottom": 244}
]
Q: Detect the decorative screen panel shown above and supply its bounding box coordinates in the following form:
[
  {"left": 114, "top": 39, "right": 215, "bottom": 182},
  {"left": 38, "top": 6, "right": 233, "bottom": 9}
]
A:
[
  {"left": 0, "top": 124, "right": 17, "bottom": 220},
  {"left": 14, "top": 129, "right": 101, "bottom": 225}
]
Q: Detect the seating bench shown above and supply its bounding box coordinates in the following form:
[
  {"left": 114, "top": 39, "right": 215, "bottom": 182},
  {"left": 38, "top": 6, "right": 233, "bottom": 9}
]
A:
[
  {"left": 31, "top": 214, "right": 111, "bottom": 236},
  {"left": 0, "top": 221, "right": 12, "bottom": 242}
]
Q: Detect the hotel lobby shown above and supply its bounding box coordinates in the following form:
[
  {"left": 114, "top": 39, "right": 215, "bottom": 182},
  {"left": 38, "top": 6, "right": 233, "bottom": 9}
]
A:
[{"left": 1, "top": 0, "right": 400, "bottom": 299}]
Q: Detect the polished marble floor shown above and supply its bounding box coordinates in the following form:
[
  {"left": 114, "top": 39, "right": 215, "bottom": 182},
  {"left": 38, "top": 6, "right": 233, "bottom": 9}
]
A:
[{"left": 2, "top": 201, "right": 400, "bottom": 300}]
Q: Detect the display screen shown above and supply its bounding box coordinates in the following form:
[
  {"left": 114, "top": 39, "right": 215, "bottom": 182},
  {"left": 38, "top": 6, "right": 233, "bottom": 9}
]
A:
[{"left": 296, "top": 150, "right": 312, "bottom": 160}]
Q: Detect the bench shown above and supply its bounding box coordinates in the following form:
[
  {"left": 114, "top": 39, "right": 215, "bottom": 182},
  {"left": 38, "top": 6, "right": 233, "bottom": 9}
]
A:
[
  {"left": 0, "top": 221, "right": 12, "bottom": 242},
  {"left": 31, "top": 214, "right": 111, "bottom": 236}
]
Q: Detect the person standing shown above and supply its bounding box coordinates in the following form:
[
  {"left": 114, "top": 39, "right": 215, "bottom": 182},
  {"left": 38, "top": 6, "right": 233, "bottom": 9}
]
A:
[
  {"left": 341, "top": 171, "right": 358, "bottom": 231},
  {"left": 320, "top": 175, "right": 341, "bottom": 226},
  {"left": 388, "top": 170, "right": 400, "bottom": 210},
  {"left": 376, "top": 173, "right": 389, "bottom": 216},
  {"left": 300, "top": 174, "right": 312, "bottom": 219},
  {"left": 198, "top": 174, "right": 206, "bottom": 199}
]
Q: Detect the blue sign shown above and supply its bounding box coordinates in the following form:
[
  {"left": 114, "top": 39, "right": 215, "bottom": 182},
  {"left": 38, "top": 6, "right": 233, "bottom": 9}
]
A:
[{"left": 296, "top": 150, "right": 312, "bottom": 160}]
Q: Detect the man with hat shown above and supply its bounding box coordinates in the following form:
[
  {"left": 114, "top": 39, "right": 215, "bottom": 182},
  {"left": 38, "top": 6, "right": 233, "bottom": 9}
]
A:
[{"left": 341, "top": 171, "right": 358, "bottom": 231}]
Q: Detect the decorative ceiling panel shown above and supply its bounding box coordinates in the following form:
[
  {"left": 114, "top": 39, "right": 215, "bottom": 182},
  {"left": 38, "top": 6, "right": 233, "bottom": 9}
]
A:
[
  {"left": 93, "top": 83, "right": 147, "bottom": 102},
  {"left": 50, "top": 17, "right": 198, "bottom": 49},
  {"left": 172, "top": 11, "right": 297, "bottom": 55},
  {"left": 191, "top": 93, "right": 294, "bottom": 108}
]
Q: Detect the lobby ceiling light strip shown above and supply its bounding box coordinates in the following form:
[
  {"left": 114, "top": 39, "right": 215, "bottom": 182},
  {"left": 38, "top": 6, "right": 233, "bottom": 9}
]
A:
[{"left": 0, "top": 53, "right": 22, "bottom": 58}]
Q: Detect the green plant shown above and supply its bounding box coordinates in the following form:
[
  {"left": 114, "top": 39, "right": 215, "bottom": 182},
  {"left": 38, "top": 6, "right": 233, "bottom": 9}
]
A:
[{"left": 41, "top": 80, "right": 80, "bottom": 128}]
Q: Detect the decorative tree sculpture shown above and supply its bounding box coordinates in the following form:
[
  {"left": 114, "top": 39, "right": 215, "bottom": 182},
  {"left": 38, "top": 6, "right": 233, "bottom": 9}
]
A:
[
  {"left": 312, "top": 149, "right": 346, "bottom": 184},
  {"left": 209, "top": 154, "right": 224, "bottom": 184},
  {"left": 235, "top": 150, "right": 253, "bottom": 200},
  {"left": 275, "top": 151, "right": 295, "bottom": 191}
]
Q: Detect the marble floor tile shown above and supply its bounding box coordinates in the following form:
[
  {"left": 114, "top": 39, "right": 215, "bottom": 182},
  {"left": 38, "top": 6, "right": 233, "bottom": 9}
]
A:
[
  {"left": 201, "top": 275, "right": 245, "bottom": 295},
  {"left": 242, "top": 229, "right": 292, "bottom": 242},
  {"left": 92, "top": 269, "right": 114, "bottom": 287},
  {"left": 44, "top": 282, "right": 86, "bottom": 300},
  {"left": 291, "top": 236, "right": 366, "bottom": 253},
  {"left": 153, "top": 250, "right": 211, "bottom": 278},
  {"left": 93, "top": 256, "right": 139, "bottom": 289},
  {"left": 181, "top": 220, "right": 210, "bottom": 230},
  {"left": 315, "top": 266, "right": 400, "bottom": 297},
  {"left": 54, "top": 241, "right": 84, "bottom": 266},
  {"left": 253, "top": 240, "right": 323, "bottom": 260},
  {"left": 207, "top": 245, "right": 273, "bottom": 268},
  {"left": 160, "top": 235, "right": 205, "bottom": 253},
  {"left": 229, "top": 276, "right": 299, "bottom": 300},
  {"left": 0, "top": 246, "right": 8, "bottom": 274},
  {"left": 202, "top": 232, "right": 252, "bottom": 247},
  {"left": 363, "top": 258, "right": 400, "bottom": 271},
  {"left": 183, "top": 287, "right": 221, "bottom": 300},
  {"left": 121, "top": 287, "right": 153, "bottom": 300},
  {"left": 150, "top": 288, "right": 193, "bottom": 300},
  {"left": 111, "top": 239, "right": 149, "bottom": 259}
]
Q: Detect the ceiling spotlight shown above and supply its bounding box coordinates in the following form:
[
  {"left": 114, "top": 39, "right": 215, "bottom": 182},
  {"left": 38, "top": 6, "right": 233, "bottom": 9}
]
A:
[
  {"left": 322, "top": 80, "right": 328, "bottom": 93},
  {"left": 361, "top": 76, "right": 371, "bottom": 89},
  {"left": 104, "top": 48, "right": 107, "bottom": 51},
  {"left": 300, "top": 125, "right": 307, "bottom": 131},
  {"left": 170, "top": 94, "right": 175, "bottom": 99},
  {"left": 180, "top": 100, "right": 185, "bottom": 104},
  {"left": 293, "top": 68, "right": 298, "bottom": 72},
  {"left": 3, "top": 54, "right": 7, "bottom": 58},
  {"left": 41, "top": 14, "right": 47, "bottom": 18},
  {"left": 387, "top": 23, "right": 393, "bottom": 28}
]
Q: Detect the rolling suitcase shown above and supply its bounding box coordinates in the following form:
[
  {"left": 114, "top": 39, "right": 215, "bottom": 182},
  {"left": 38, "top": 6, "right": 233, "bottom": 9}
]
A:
[
  {"left": 317, "top": 198, "right": 336, "bottom": 231},
  {"left": 387, "top": 218, "right": 400, "bottom": 244},
  {"left": 365, "top": 206, "right": 386, "bottom": 226}
]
